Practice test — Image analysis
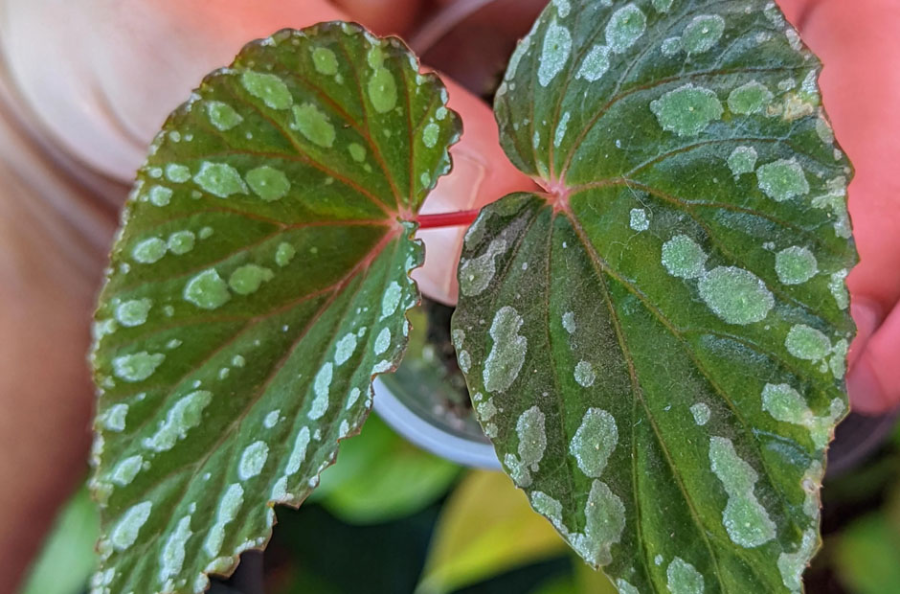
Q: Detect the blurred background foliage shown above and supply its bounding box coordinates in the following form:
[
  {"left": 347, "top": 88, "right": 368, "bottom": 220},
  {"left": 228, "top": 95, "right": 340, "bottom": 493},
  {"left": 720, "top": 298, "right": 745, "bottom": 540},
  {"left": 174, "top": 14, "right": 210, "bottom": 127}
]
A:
[{"left": 21, "top": 410, "right": 900, "bottom": 593}]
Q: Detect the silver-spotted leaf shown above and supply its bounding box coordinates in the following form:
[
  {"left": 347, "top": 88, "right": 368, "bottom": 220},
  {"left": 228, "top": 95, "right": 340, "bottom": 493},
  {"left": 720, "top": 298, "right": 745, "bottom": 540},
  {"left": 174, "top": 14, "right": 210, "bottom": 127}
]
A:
[
  {"left": 89, "top": 24, "right": 459, "bottom": 593},
  {"left": 454, "top": 0, "right": 855, "bottom": 593}
]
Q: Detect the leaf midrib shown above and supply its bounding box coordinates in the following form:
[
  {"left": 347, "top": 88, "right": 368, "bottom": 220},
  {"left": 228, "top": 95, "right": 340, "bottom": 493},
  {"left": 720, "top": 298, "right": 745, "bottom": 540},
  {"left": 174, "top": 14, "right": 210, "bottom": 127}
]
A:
[
  {"left": 540, "top": 212, "right": 579, "bottom": 523},
  {"left": 333, "top": 33, "right": 408, "bottom": 211},
  {"left": 207, "top": 78, "right": 396, "bottom": 216},
  {"left": 558, "top": 64, "right": 804, "bottom": 180},
  {"left": 112, "top": 221, "right": 388, "bottom": 298},
  {"left": 268, "top": 40, "right": 404, "bottom": 208}
]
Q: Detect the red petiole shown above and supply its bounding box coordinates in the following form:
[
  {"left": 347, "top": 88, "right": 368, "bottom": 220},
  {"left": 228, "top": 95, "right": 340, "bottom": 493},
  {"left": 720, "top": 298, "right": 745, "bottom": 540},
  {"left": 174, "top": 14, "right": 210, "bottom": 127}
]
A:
[{"left": 416, "top": 209, "right": 480, "bottom": 229}]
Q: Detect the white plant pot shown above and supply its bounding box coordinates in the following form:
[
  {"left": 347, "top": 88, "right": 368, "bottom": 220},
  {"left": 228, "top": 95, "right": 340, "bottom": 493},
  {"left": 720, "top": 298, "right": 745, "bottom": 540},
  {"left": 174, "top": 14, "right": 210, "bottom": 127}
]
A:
[{"left": 373, "top": 379, "right": 500, "bottom": 469}]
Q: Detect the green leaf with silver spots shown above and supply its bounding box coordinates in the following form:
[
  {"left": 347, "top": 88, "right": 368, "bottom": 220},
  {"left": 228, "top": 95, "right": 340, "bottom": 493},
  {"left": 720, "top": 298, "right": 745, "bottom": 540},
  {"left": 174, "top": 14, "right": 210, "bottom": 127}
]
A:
[
  {"left": 90, "top": 23, "right": 459, "bottom": 593},
  {"left": 455, "top": 0, "right": 855, "bottom": 593}
]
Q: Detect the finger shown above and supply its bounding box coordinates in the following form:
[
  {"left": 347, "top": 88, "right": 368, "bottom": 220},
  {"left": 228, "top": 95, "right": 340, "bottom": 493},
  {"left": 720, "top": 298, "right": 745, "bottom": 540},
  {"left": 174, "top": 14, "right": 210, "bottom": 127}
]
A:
[
  {"left": 414, "top": 77, "right": 537, "bottom": 305},
  {"left": 330, "top": 0, "right": 424, "bottom": 36},
  {"left": 777, "top": 0, "right": 900, "bottom": 411},
  {"left": 773, "top": 0, "right": 816, "bottom": 26},
  {"left": 0, "top": 156, "right": 109, "bottom": 591},
  {"left": 848, "top": 301, "right": 900, "bottom": 414},
  {"left": 0, "top": 0, "right": 350, "bottom": 182}
]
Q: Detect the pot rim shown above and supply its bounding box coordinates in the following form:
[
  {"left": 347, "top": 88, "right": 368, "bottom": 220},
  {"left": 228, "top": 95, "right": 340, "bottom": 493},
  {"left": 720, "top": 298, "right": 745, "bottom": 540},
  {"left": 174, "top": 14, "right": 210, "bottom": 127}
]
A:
[{"left": 373, "top": 379, "right": 500, "bottom": 470}]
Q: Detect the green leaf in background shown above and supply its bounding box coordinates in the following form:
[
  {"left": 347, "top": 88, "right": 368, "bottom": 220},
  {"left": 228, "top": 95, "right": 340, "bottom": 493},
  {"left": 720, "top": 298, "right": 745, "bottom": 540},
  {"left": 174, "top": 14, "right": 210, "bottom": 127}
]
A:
[
  {"left": 573, "top": 558, "right": 619, "bottom": 594},
  {"left": 312, "top": 414, "right": 461, "bottom": 524},
  {"left": 833, "top": 514, "right": 900, "bottom": 594},
  {"left": 533, "top": 574, "right": 581, "bottom": 594},
  {"left": 417, "top": 470, "right": 568, "bottom": 593},
  {"left": 21, "top": 485, "right": 99, "bottom": 593},
  {"left": 832, "top": 481, "right": 900, "bottom": 594},
  {"left": 523, "top": 548, "right": 621, "bottom": 594},
  {"left": 89, "top": 23, "right": 459, "bottom": 593},
  {"left": 454, "top": 0, "right": 855, "bottom": 593}
]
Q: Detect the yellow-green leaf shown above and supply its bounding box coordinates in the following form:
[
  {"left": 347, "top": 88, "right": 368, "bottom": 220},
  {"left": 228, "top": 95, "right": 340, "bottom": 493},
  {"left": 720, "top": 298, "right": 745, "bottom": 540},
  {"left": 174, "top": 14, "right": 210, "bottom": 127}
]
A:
[{"left": 417, "top": 470, "right": 568, "bottom": 593}]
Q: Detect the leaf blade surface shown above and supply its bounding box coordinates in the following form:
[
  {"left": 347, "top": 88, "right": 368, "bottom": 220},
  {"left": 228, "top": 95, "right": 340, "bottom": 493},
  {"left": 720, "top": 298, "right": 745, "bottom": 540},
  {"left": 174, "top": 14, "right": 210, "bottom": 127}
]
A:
[
  {"left": 454, "top": 0, "right": 855, "bottom": 592},
  {"left": 90, "top": 23, "right": 459, "bottom": 593}
]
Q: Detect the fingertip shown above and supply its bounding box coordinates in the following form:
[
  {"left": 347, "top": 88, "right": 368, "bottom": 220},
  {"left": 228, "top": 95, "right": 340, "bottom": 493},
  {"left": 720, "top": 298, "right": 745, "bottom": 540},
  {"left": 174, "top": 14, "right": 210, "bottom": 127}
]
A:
[
  {"left": 4, "top": 0, "right": 352, "bottom": 181},
  {"left": 848, "top": 359, "right": 892, "bottom": 415},
  {"left": 848, "top": 302, "right": 900, "bottom": 414},
  {"left": 330, "top": 0, "right": 423, "bottom": 36},
  {"left": 848, "top": 297, "right": 883, "bottom": 369},
  {"left": 774, "top": 0, "right": 818, "bottom": 28}
]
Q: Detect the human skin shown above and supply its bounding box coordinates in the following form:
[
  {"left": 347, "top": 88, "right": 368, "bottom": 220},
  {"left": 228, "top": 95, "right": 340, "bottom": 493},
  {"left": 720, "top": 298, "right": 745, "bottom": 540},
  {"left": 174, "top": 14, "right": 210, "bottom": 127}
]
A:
[{"left": 0, "top": 0, "right": 897, "bottom": 591}]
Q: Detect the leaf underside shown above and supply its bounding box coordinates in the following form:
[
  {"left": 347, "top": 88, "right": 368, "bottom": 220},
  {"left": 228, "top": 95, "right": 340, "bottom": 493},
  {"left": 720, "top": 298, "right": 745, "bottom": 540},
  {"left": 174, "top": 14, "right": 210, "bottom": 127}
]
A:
[
  {"left": 453, "top": 0, "right": 855, "bottom": 594},
  {"left": 89, "top": 23, "right": 459, "bottom": 593}
]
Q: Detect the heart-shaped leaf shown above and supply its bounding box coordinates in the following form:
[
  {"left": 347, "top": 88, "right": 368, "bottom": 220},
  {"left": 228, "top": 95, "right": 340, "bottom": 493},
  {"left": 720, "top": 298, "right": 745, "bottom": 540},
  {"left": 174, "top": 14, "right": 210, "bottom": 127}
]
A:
[
  {"left": 453, "top": 0, "right": 855, "bottom": 593},
  {"left": 89, "top": 23, "right": 458, "bottom": 593}
]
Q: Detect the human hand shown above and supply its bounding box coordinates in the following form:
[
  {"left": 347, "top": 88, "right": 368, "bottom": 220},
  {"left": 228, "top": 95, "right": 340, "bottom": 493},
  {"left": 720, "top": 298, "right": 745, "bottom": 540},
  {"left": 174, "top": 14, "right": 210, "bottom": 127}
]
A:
[
  {"left": 1, "top": 0, "right": 897, "bottom": 591},
  {"left": 0, "top": 0, "right": 527, "bottom": 590}
]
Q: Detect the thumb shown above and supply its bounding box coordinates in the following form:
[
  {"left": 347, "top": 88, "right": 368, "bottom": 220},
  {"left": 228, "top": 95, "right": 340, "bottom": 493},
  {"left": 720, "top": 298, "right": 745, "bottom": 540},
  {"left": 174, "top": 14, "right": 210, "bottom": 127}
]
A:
[{"left": 1, "top": 0, "right": 426, "bottom": 182}]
